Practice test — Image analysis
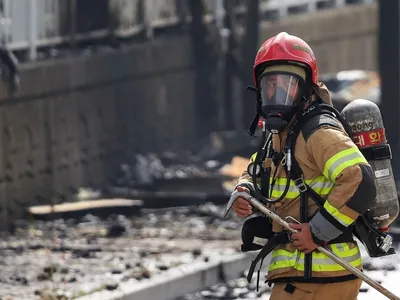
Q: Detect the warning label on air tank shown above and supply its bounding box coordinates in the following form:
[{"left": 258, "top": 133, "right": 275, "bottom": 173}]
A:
[{"left": 352, "top": 128, "right": 386, "bottom": 148}]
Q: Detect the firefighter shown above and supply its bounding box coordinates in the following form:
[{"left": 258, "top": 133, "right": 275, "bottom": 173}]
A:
[{"left": 231, "top": 32, "right": 377, "bottom": 299}]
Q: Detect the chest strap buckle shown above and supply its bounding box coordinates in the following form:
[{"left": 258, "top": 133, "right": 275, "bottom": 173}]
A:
[{"left": 294, "top": 175, "right": 307, "bottom": 193}]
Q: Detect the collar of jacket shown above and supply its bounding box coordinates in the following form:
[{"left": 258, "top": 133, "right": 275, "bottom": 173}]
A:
[
  {"left": 272, "top": 131, "right": 288, "bottom": 154},
  {"left": 312, "top": 82, "right": 332, "bottom": 105}
]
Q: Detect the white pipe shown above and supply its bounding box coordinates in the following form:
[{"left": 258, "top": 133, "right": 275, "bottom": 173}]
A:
[
  {"left": 215, "top": 0, "right": 224, "bottom": 29},
  {"left": 28, "top": 0, "right": 37, "bottom": 60},
  {"left": 143, "top": 0, "right": 154, "bottom": 39}
]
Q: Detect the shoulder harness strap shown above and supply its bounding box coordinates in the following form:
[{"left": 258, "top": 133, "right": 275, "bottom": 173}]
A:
[
  {"left": 301, "top": 113, "right": 342, "bottom": 142},
  {"left": 288, "top": 103, "right": 343, "bottom": 186}
]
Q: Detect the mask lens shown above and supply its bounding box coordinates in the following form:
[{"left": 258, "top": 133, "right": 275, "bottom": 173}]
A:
[{"left": 259, "top": 73, "right": 303, "bottom": 107}]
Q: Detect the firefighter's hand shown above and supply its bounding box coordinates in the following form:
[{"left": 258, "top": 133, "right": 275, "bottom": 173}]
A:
[
  {"left": 232, "top": 186, "right": 253, "bottom": 218},
  {"left": 289, "top": 223, "right": 318, "bottom": 254}
]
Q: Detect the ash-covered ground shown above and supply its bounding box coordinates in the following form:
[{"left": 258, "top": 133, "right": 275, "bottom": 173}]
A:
[
  {"left": 3, "top": 202, "right": 400, "bottom": 300},
  {"left": 0, "top": 203, "right": 243, "bottom": 300}
]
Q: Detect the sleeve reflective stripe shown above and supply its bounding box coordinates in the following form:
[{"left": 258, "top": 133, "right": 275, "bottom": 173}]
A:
[
  {"left": 323, "top": 147, "right": 368, "bottom": 182},
  {"left": 323, "top": 200, "right": 356, "bottom": 227}
]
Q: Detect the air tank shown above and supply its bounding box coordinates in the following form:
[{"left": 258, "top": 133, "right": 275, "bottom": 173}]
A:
[{"left": 341, "top": 99, "right": 399, "bottom": 230}]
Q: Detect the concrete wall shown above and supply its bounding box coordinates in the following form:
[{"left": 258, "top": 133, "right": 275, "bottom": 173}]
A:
[
  {"left": 0, "top": 3, "right": 379, "bottom": 228},
  {"left": 0, "top": 37, "right": 198, "bottom": 228},
  {"left": 260, "top": 3, "right": 378, "bottom": 73}
]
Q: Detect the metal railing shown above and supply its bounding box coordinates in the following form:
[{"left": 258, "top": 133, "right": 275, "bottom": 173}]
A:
[
  {"left": 259, "top": 0, "right": 375, "bottom": 19},
  {"left": 0, "top": 0, "right": 376, "bottom": 61},
  {"left": 0, "top": 0, "right": 183, "bottom": 60}
]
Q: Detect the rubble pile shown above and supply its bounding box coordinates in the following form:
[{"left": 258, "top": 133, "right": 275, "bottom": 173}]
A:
[
  {"left": 112, "top": 152, "right": 249, "bottom": 188},
  {"left": 111, "top": 130, "right": 257, "bottom": 191},
  {"left": 113, "top": 152, "right": 211, "bottom": 188},
  {"left": 106, "top": 151, "right": 250, "bottom": 203}
]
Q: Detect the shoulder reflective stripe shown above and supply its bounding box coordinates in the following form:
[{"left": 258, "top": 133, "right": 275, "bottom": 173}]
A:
[
  {"left": 323, "top": 200, "right": 356, "bottom": 227},
  {"left": 323, "top": 147, "right": 368, "bottom": 182},
  {"left": 250, "top": 153, "right": 258, "bottom": 163},
  {"left": 268, "top": 243, "right": 361, "bottom": 272}
]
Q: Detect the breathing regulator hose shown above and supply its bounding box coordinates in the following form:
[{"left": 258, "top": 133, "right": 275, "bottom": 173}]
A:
[{"left": 247, "top": 119, "right": 291, "bottom": 204}]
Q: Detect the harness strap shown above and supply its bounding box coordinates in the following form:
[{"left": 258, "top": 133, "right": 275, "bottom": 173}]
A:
[
  {"left": 360, "top": 143, "right": 392, "bottom": 161},
  {"left": 300, "top": 191, "right": 312, "bottom": 279},
  {"left": 245, "top": 227, "right": 355, "bottom": 286},
  {"left": 247, "top": 231, "right": 291, "bottom": 283}
]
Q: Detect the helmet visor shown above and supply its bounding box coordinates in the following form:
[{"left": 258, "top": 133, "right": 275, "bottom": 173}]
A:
[{"left": 259, "top": 73, "right": 304, "bottom": 107}]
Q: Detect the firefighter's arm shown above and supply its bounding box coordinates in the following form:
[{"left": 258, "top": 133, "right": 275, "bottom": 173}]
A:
[
  {"left": 233, "top": 152, "right": 264, "bottom": 192},
  {"left": 227, "top": 153, "right": 260, "bottom": 217},
  {"left": 230, "top": 152, "right": 273, "bottom": 216},
  {"left": 305, "top": 127, "right": 377, "bottom": 243}
]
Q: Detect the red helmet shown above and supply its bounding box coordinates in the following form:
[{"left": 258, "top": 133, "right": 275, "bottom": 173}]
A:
[{"left": 253, "top": 32, "right": 318, "bottom": 87}]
